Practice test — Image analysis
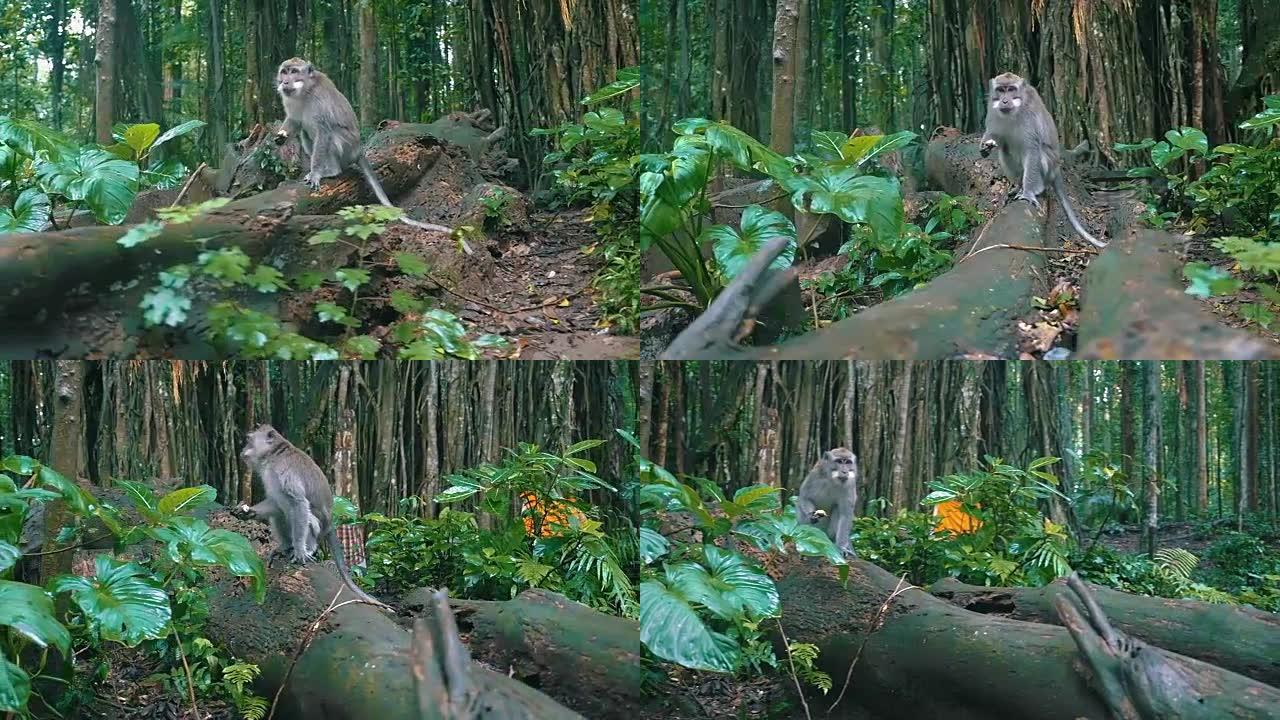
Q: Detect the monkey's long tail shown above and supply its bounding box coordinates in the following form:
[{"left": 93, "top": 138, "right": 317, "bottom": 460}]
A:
[
  {"left": 1052, "top": 177, "right": 1107, "bottom": 248},
  {"left": 324, "top": 527, "right": 392, "bottom": 610},
  {"left": 355, "top": 156, "right": 470, "bottom": 252}
]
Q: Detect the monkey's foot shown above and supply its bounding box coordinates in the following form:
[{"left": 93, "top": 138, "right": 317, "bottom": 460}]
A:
[
  {"left": 304, "top": 173, "right": 323, "bottom": 190},
  {"left": 1016, "top": 191, "right": 1043, "bottom": 210}
]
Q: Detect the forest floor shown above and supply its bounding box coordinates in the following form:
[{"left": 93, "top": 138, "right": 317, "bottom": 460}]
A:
[{"left": 444, "top": 208, "right": 638, "bottom": 359}]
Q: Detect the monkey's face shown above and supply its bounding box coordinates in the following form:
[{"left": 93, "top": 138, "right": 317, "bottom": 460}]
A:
[
  {"left": 241, "top": 424, "right": 281, "bottom": 462},
  {"left": 990, "top": 74, "right": 1024, "bottom": 116},
  {"left": 824, "top": 448, "right": 858, "bottom": 484},
  {"left": 276, "top": 59, "right": 315, "bottom": 97}
]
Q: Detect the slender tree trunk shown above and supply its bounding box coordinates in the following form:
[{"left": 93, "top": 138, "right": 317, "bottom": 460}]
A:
[
  {"left": 889, "top": 363, "right": 912, "bottom": 510},
  {"left": 207, "top": 0, "right": 228, "bottom": 154},
  {"left": 42, "top": 362, "right": 85, "bottom": 585},
  {"left": 359, "top": 0, "right": 377, "bottom": 126},
  {"left": 1195, "top": 360, "right": 1208, "bottom": 511},
  {"left": 94, "top": 0, "right": 118, "bottom": 143},
  {"left": 768, "top": 0, "right": 799, "bottom": 153},
  {"left": 637, "top": 362, "right": 654, "bottom": 458},
  {"left": 1144, "top": 362, "right": 1160, "bottom": 557}
]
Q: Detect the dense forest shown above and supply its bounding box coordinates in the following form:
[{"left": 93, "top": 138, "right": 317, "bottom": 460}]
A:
[
  {"left": 0, "top": 0, "right": 640, "bottom": 359},
  {"left": 0, "top": 360, "right": 641, "bottom": 719},
  {"left": 641, "top": 0, "right": 1280, "bottom": 361},
  {"left": 638, "top": 360, "right": 1280, "bottom": 718}
]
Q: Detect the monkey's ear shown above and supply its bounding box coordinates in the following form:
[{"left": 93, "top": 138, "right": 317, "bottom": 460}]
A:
[
  {"left": 823, "top": 449, "right": 835, "bottom": 461},
  {"left": 304, "top": 62, "right": 314, "bottom": 75}
]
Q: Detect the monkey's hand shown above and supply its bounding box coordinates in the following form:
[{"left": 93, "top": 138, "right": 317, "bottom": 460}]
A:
[
  {"left": 231, "top": 503, "right": 258, "bottom": 520},
  {"left": 274, "top": 130, "right": 288, "bottom": 146},
  {"left": 810, "top": 509, "right": 828, "bottom": 522},
  {"left": 980, "top": 138, "right": 997, "bottom": 158}
]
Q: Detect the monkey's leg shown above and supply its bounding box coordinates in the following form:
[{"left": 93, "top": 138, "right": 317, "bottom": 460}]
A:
[
  {"left": 304, "top": 136, "right": 342, "bottom": 190},
  {"left": 267, "top": 512, "right": 294, "bottom": 567},
  {"left": 303, "top": 514, "right": 321, "bottom": 560},
  {"left": 285, "top": 496, "right": 317, "bottom": 564},
  {"left": 831, "top": 507, "right": 857, "bottom": 557},
  {"left": 1018, "top": 154, "right": 1046, "bottom": 209}
]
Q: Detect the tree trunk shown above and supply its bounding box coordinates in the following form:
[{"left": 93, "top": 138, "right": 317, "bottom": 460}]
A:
[
  {"left": 359, "top": 0, "right": 377, "bottom": 127},
  {"left": 1195, "top": 360, "right": 1208, "bottom": 511},
  {"left": 1143, "top": 361, "right": 1160, "bottom": 557},
  {"left": 207, "top": 0, "right": 228, "bottom": 154},
  {"left": 94, "top": 0, "right": 117, "bottom": 144},
  {"left": 768, "top": 0, "right": 798, "bottom": 154},
  {"left": 929, "top": 576, "right": 1280, "bottom": 688},
  {"left": 775, "top": 558, "right": 1280, "bottom": 719}
]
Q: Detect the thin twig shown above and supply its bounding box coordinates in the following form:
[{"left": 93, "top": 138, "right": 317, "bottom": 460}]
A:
[
  {"left": 24, "top": 533, "right": 114, "bottom": 556},
  {"left": 828, "top": 574, "right": 914, "bottom": 714},
  {"left": 775, "top": 618, "right": 813, "bottom": 720},
  {"left": 169, "top": 163, "right": 209, "bottom": 208},
  {"left": 961, "top": 242, "right": 1098, "bottom": 262},
  {"left": 172, "top": 626, "right": 201, "bottom": 720},
  {"left": 266, "top": 591, "right": 379, "bottom": 720}
]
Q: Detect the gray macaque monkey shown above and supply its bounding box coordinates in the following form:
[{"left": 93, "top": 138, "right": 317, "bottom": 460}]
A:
[
  {"left": 796, "top": 447, "right": 859, "bottom": 556},
  {"left": 236, "top": 423, "right": 389, "bottom": 609},
  {"left": 273, "top": 57, "right": 459, "bottom": 241},
  {"left": 980, "top": 72, "right": 1106, "bottom": 248}
]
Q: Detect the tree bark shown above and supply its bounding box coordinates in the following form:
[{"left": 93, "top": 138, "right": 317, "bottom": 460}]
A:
[
  {"left": 928, "top": 576, "right": 1280, "bottom": 688},
  {"left": 359, "top": 0, "right": 377, "bottom": 127},
  {"left": 94, "top": 0, "right": 117, "bottom": 144},
  {"left": 1143, "top": 361, "right": 1160, "bottom": 557},
  {"left": 775, "top": 558, "right": 1280, "bottom": 719},
  {"left": 768, "top": 0, "right": 798, "bottom": 154}
]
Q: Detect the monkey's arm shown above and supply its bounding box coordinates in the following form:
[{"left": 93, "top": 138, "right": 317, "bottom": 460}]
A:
[{"left": 275, "top": 117, "right": 302, "bottom": 145}]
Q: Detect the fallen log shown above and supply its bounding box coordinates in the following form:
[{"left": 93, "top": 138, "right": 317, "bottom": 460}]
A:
[
  {"left": 205, "top": 510, "right": 584, "bottom": 720},
  {"left": 0, "top": 135, "right": 445, "bottom": 324},
  {"left": 403, "top": 587, "right": 645, "bottom": 720},
  {"left": 774, "top": 558, "right": 1280, "bottom": 719},
  {"left": 928, "top": 575, "right": 1280, "bottom": 687},
  {"left": 1076, "top": 228, "right": 1280, "bottom": 359}
]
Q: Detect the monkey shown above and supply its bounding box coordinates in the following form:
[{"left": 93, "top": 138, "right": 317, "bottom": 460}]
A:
[
  {"left": 979, "top": 72, "right": 1107, "bottom": 248},
  {"left": 273, "top": 57, "right": 467, "bottom": 249},
  {"left": 236, "top": 423, "right": 390, "bottom": 610},
  {"left": 795, "top": 447, "right": 859, "bottom": 556}
]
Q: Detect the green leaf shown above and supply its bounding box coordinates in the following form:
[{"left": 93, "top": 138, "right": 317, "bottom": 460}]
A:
[
  {"left": 198, "top": 248, "right": 252, "bottom": 284},
  {"left": 1149, "top": 141, "right": 1182, "bottom": 168},
  {"left": 38, "top": 148, "right": 139, "bottom": 224},
  {"left": 308, "top": 229, "right": 341, "bottom": 245},
  {"left": 669, "top": 545, "right": 779, "bottom": 620},
  {"left": 1164, "top": 127, "right": 1208, "bottom": 154},
  {"left": 334, "top": 268, "right": 371, "bottom": 291},
  {"left": 581, "top": 67, "right": 639, "bottom": 105},
  {"left": 0, "top": 541, "right": 19, "bottom": 576},
  {"left": 148, "top": 517, "right": 265, "bottom": 602},
  {"left": 393, "top": 252, "right": 429, "bottom": 277},
  {"left": 315, "top": 302, "right": 352, "bottom": 325},
  {"left": 704, "top": 205, "right": 797, "bottom": 280},
  {"left": 1238, "top": 303, "right": 1275, "bottom": 329},
  {"left": 0, "top": 653, "right": 32, "bottom": 712},
  {"left": 640, "top": 580, "right": 739, "bottom": 672},
  {"left": 342, "top": 335, "right": 381, "bottom": 358},
  {"left": 157, "top": 485, "right": 216, "bottom": 517},
  {"left": 50, "top": 557, "right": 170, "bottom": 646},
  {"left": 389, "top": 289, "right": 426, "bottom": 314},
  {"left": 0, "top": 116, "right": 75, "bottom": 160},
  {"left": 123, "top": 124, "right": 161, "bottom": 155},
  {"left": 140, "top": 287, "right": 192, "bottom": 327},
  {"left": 246, "top": 265, "right": 288, "bottom": 293},
  {"left": 787, "top": 168, "right": 904, "bottom": 243},
  {"left": 1183, "top": 262, "right": 1243, "bottom": 298},
  {"left": 0, "top": 188, "right": 51, "bottom": 234},
  {"left": 639, "top": 527, "right": 669, "bottom": 565},
  {"left": 0, "top": 579, "right": 71, "bottom": 655},
  {"left": 151, "top": 120, "right": 206, "bottom": 151},
  {"left": 118, "top": 220, "right": 164, "bottom": 248}
]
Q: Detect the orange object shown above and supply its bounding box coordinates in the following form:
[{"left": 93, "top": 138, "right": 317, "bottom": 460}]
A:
[
  {"left": 933, "top": 499, "right": 981, "bottom": 535},
  {"left": 519, "top": 491, "right": 586, "bottom": 537}
]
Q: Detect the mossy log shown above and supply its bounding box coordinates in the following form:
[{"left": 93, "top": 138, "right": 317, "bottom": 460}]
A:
[{"left": 774, "top": 558, "right": 1280, "bottom": 719}]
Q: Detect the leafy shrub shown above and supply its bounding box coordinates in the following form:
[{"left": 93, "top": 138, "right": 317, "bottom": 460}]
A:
[
  {"left": 415, "top": 439, "right": 637, "bottom": 616},
  {"left": 640, "top": 119, "right": 912, "bottom": 309},
  {"left": 0, "top": 456, "right": 266, "bottom": 716},
  {"left": 638, "top": 448, "right": 844, "bottom": 675},
  {"left": 534, "top": 69, "right": 640, "bottom": 332},
  {"left": 128, "top": 202, "right": 508, "bottom": 359},
  {"left": 1115, "top": 95, "right": 1280, "bottom": 330}
]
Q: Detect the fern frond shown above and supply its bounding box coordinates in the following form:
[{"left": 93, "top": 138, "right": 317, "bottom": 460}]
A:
[{"left": 1155, "top": 547, "right": 1198, "bottom": 580}]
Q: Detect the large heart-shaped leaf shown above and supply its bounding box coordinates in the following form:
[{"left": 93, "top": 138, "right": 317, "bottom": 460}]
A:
[
  {"left": 1164, "top": 127, "right": 1208, "bottom": 154},
  {"left": 0, "top": 579, "right": 71, "bottom": 659},
  {"left": 788, "top": 168, "right": 904, "bottom": 243},
  {"left": 0, "top": 188, "right": 51, "bottom": 234},
  {"left": 50, "top": 556, "right": 170, "bottom": 645},
  {"left": 703, "top": 204, "right": 796, "bottom": 280},
  {"left": 639, "top": 527, "right": 670, "bottom": 565},
  {"left": 640, "top": 580, "right": 739, "bottom": 672},
  {"left": 667, "top": 544, "right": 779, "bottom": 620},
  {"left": 149, "top": 517, "right": 265, "bottom": 601},
  {"left": 38, "top": 148, "right": 139, "bottom": 224}
]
